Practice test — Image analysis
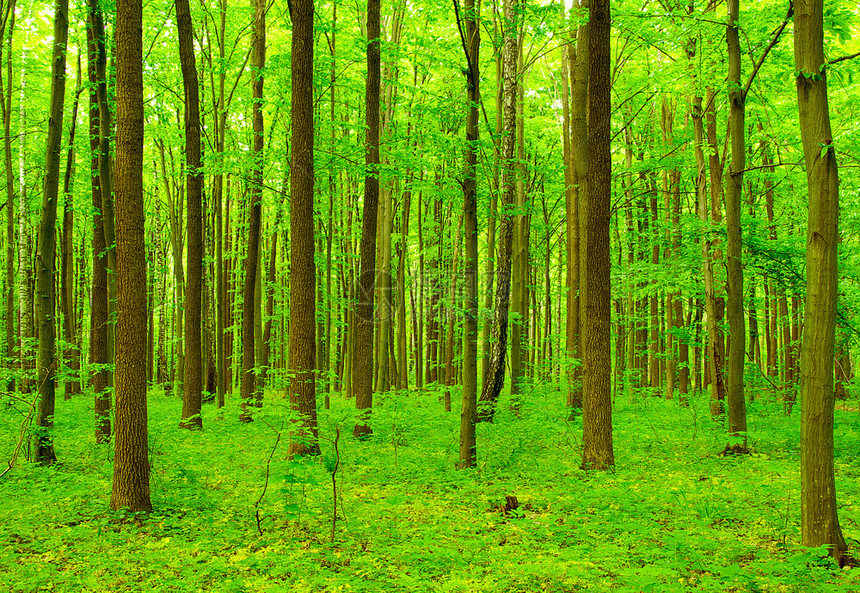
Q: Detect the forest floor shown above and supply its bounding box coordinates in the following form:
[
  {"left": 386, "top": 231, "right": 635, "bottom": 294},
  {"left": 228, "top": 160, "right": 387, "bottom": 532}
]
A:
[{"left": 2, "top": 381, "right": 860, "bottom": 592}]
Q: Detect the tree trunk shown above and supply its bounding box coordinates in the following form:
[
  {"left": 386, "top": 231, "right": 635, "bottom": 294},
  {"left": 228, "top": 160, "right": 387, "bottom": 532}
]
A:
[
  {"left": 88, "top": 15, "right": 110, "bottom": 442},
  {"left": 176, "top": 0, "right": 204, "bottom": 430},
  {"left": 353, "top": 0, "right": 381, "bottom": 437},
  {"left": 111, "top": 0, "right": 151, "bottom": 513},
  {"left": 1, "top": 3, "right": 13, "bottom": 390},
  {"left": 34, "top": 0, "right": 68, "bottom": 465},
  {"left": 795, "top": 0, "right": 848, "bottom": 564},
  {"left": 724, "top": 0, "right": 747, "bottom": 451},
  {"left": 287, "top": 0, "right": 320, "bottom": 456},
  {"left": 457, "top": 0, "right": 480, "bottom": 469},
  {"left": 61, "top": 55, "right": 81, "bottom": 399},
  {"left": 239, "top": 0, "right": 265, "bottom": 421},
  {"left": 477, "top": 0, "right": 517, "bottom": 423},
  {"left": 581, "top": 0, "right": 614, "bottom": 470}
]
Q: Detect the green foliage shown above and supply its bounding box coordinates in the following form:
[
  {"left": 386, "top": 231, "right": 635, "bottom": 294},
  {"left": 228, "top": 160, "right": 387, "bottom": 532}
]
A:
[{"left": 2, "top": 388, "right": 859, "bottom": 592}]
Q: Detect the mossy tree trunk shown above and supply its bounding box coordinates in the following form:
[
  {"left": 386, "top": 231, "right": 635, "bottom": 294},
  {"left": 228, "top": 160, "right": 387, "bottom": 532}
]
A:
[{"left": 795, "top": 0, "right": 848, "bottom": 565}]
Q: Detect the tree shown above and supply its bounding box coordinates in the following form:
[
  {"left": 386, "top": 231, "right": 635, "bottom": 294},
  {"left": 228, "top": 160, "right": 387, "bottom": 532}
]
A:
[
  {"left": 287, "top": 0, "right": 320, "bottom": 457},
  {"left": 477, "top": 0, "right": 517, "bottom": 423},
  {"left": 353, "top": 0, "right": 381, "bottom": 438},
  {"left": 87, "top": 0, "right": 111, "bottom": 442},
  {"left": 795, "top": 0, "right": 848, "bottom": 565},
  {"left": 1, "top": 0, "right": 15, "bottom": 389},
  {"left": 456, "top": 0, "right": 480, "bottom": 469},
  {"left": 581, "top": 0, "right": 613, "bottom": 470},
  {"left": 566, "top": 0, "right": 588, "bottom": 414},
  {"left": 240, "top": 0, "right": 265, "bottom": 422},
  {"left": 176, "top": 0, "right": 204, "bottom": 430},
  {"left": 33, "top": 0, "right": 68, "bottom": 465},
  {"left": 111, "top": 0, "right": 151, "bottom": 513},
  {"left": 723, "top": 0, "right": 747, "bottom": 452}
]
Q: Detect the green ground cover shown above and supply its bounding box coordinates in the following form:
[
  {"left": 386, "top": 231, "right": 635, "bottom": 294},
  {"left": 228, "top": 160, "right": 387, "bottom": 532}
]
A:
[{"left": 2, "top": 386, "right": 859, "bottom": 592}]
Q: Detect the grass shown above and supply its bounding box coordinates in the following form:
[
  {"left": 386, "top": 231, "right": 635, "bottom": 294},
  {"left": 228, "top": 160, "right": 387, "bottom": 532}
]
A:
[{"left": 1, "top": 381, "right": 859, "bottom": 592}]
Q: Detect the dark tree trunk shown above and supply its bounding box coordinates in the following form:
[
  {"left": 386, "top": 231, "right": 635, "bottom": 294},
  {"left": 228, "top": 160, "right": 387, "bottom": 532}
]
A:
[
  {"left": 353, "top": 0, "right": 381, "bottom": 438},
  {"left": 34, "top": 0, "right": 68, "bottom": 465},
  {"left": 239, "top": 0, "right": 265, "bottom": 422},
  {"left": 111, "top": 0, "right": 151, "bottom": 513},
  {"left": 287, "top": 0, "right": 320, "bottom": 456},
  {"left": 176, "top": 0, "right": 204, "bottom": 429}
]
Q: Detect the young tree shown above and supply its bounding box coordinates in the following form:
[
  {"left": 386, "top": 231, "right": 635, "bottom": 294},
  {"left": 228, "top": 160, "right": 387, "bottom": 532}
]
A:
[
  {"left": 287, "top": 0, "right": 320, "bottom": 456},
  {"left": 353, "top": 0, "right": 381, "bottom": 438},
  {"left": 240, "top": 0, "right": 265, "bottom": 421},
  {"left": 34, "top": 0, "right": 69, "bottom": 465},
  {"left": 176, "top": 0, "right": 204, "bottom": 430},
  {"left": 457, "top": 0, "right": 480, "bottom": 469},
  {"left": 111, "top": 0, "right": 151, "bottom": 513},
  {"left": 1, "top": 1, "right": 14, "bottom": 386},
  {"left": 477, "top": 0, "right": 517, "bottom": 423},
  {"left": 724, "top": 0, "right": 747, "bottom": 451},
  {"left": 581, "top": 0, "right": 613, "bottom": 470},
  {"left": 87, "top": 0, "right": 112, "bottom": 442},
  {"left": 795, "top": 0, "right": 848, "bottom": 565}
]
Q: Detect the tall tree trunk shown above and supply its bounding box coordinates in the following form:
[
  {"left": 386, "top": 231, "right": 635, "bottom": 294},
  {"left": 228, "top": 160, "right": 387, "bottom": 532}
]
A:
[
  {"left": 724, "top": 0, "right": 747, "bottom": 450},
  {"left": 87, "top": 0, "right": 117, "bottom": 391},
  {"left": 18, "top": 38, "right": 30, "bottom": 392},
  {"left": 457, "top": 0, "right": 480, "bottom": 469},
  {"left": 353, "top": 0, "right": 381, "bottom": 437},
  {"left": 88, "top": 16, "right": 110, "bottom": 442},
  {"left": 239, "top": 0, "right": 265, "bottom": 421},
  {"left": 287, "top": 0, "right": 319, "bottom": 456},
  {"left": 1, "top": 3, "right": 14, "bottom": 389},
  {"left": 61, "top": 54, "right": 81, "bottom": 399},
  {"left": 111, "top": 0, "right": 151, "bottom": 513},
  {"left": 34, "top": 0, "right": 68, "bottom": 465},
  {"left": 581, "top": 0, "right": 614, "bottom": 470},
  {"left": 176, "top": 0, "right": 203, "bottom": 430},
  {"left": 795, "top": 0, "right": 848, "bottom": 564},
  {"left": 477, "top": 0, "right": 517, "bottom": 423},
  {"left": 566, "top": 0, "right": 588, "bottom": 413}
]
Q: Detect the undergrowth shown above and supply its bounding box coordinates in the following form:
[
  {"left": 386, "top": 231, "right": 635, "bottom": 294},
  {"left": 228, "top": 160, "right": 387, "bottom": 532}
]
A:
[{"left": 1, "top": 383, "right": 859, "bottom": 592}]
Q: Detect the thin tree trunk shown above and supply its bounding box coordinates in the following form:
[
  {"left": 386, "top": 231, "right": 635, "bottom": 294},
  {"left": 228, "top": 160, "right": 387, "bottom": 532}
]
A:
[
  {"left": 1, "top": 2, "right": 14, "bottom": 389},
  {"left": 457, "top": 0, "right": 480, "bottom": 468},
  {"left": 724, "top": 0, "right": 747, "bottom": 450},
  {"left": 61, "top": 55, "right": 81, "bottom": 399},
  {"left": 353, "top": 0, "right": 381, "bottom": 437},
  {"left": 239, "top": 0, "right": 265, "bottom": 421},
  {"left": 477, "top": 0, "right": 517, "bottom": 423},
  {"left": 34, "top": 0, "right": 68, "bottom": 465},
  {"left": 176, "top": 0, "right": 204, "bottom": 429}
]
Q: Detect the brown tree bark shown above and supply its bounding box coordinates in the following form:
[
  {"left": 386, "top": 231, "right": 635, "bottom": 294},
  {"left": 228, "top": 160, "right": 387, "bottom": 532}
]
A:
[
  {"left": 61, "top": 54, "right": 81, "bottom": 399},
  {"left": 1, "top": 2, "right": 13, "bottom": 389},
  {"left": 176, "top": 0, "right": 204, "bottom": 430},
  {"left": 87, "top": 14, "right": 110, "bottom": 442},
  {"left": 581, "top": 0, "right": 614, "bottom": 470},
  {"left": 457, "top": 0, "right": 480, "bottom": 469},
  {"left": 34, "top": 0, "right": 68, "bottom": 465},
  {"left": 724, "top": 0, "right": 747, "bottom": 451},
  {"left": 287, "top": 0, "right": 320, "bottom": 456},
  {"left": 566, "top": 0, "right": 588, "bottom": 413},
  {"left": 477, "top": 0, "right": 517, "bottom": 423},
  {"left": 111, "top": 0, "right": 151, "bottom": 513},
  {"left": 353, "top": 0, "right": 381, "bottom": 437},
  {"left": 795, "top": 0, "right": 848, "bottom": 564},
  {"left": 239, "top": 0, "right": 265, "bottom": 421}
]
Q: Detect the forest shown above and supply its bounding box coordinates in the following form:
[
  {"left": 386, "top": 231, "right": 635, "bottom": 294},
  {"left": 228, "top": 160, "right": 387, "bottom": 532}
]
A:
[{"left": 2, "top": 0, "right": 860, "bottom": 590}]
